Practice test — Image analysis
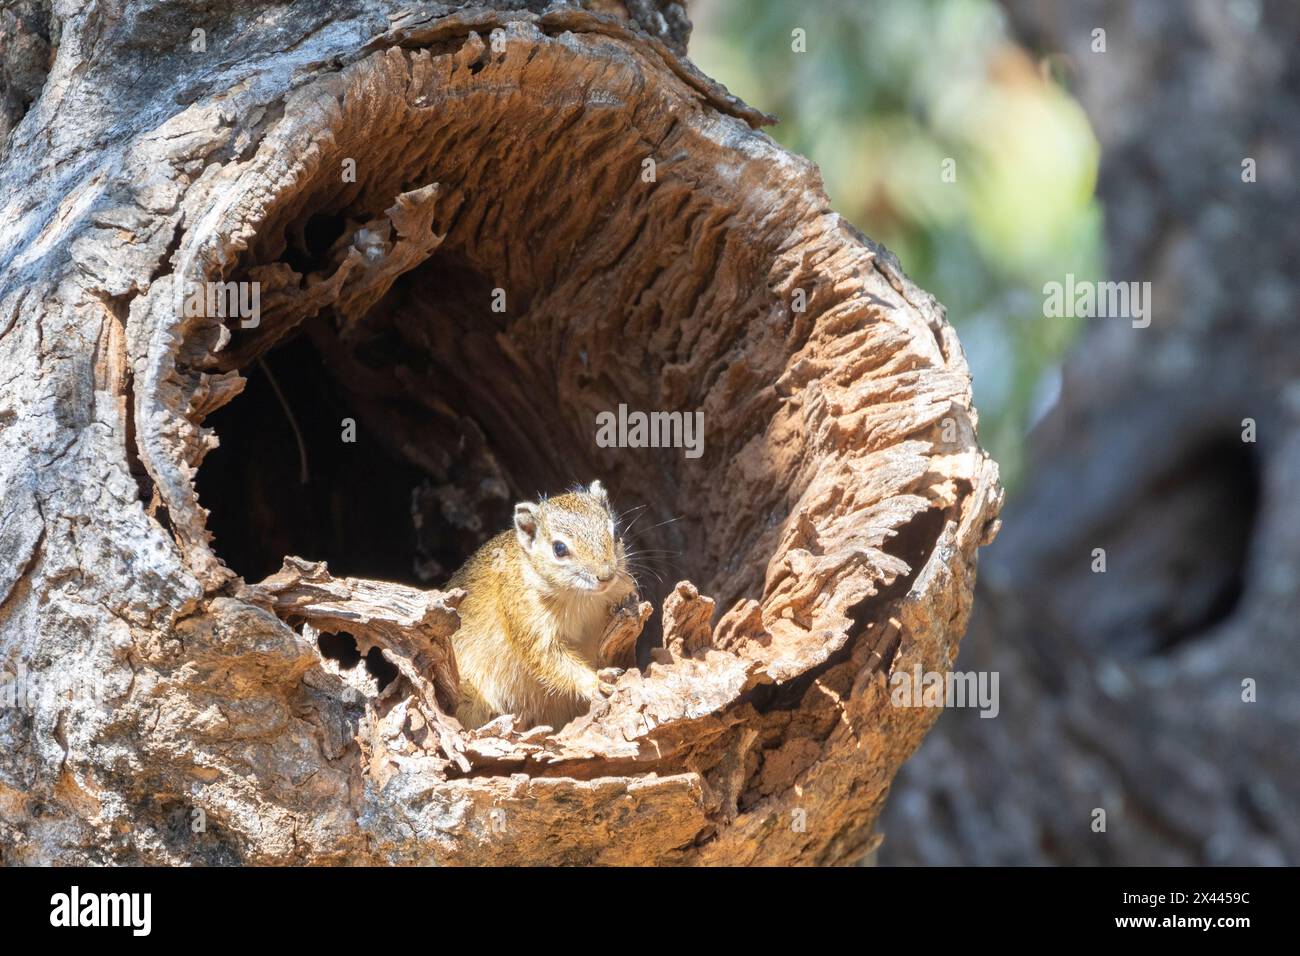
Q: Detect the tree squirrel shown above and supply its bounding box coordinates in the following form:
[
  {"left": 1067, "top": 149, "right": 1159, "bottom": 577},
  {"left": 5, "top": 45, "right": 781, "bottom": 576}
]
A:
[{"left": 448, "top": 480, "right": 637, "bottom": 729}]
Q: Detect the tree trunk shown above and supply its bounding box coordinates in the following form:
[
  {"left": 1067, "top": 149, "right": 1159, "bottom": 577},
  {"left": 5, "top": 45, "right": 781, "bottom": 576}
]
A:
[
  {"left": 881, "top": 0, "right": 1300, "bottom": 866},
  {"left": 0, "top": 0, "right": 999, "bottom": 865}
]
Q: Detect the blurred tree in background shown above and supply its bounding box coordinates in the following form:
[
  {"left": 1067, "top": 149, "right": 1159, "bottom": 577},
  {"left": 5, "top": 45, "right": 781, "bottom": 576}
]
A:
[
  {"left": 691, "top": 0, "right": 1103, "bottom": 486},
  {"left": 694, "top": 0, "right": 1297, "bottom": 867}
]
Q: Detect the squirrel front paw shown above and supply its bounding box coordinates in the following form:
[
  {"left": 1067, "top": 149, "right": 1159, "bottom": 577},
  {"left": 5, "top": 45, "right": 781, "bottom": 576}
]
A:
[{"left": 595, "top": 666, "right": 626, "bottom": 697}]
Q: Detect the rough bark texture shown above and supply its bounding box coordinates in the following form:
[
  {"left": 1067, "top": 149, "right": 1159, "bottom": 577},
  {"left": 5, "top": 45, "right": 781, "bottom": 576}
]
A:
[
  {"left": 0, "top": 0, "right": 999, "bottom": 865},
  {"left": 881, "top": 0, "right": 1300, "bottom": 866}
]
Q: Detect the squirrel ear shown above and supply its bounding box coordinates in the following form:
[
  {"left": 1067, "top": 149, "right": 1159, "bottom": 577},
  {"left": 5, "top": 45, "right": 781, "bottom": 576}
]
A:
[
  {"left": 514, "top": 502, "right": 539, "bottom": 546},
  {"left": 589, "top": 480, "right": 607, "bottom": 504}
]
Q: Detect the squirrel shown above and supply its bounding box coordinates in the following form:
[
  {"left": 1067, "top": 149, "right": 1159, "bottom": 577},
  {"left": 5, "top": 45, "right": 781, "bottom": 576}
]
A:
[{"left": 447, "top": 480, "right": 638, "bottom": 730}]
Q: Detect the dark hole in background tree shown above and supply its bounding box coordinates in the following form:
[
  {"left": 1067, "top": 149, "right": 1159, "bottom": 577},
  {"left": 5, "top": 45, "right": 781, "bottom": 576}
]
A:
[
  {"left": 1044, "top": 436, "right": 1262, "bottom": 658},
  {"left": 1145, "top": 437, "right": 1261, "bottom": 654}
]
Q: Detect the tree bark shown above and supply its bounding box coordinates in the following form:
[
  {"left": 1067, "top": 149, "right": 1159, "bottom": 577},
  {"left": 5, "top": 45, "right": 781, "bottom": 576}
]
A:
[
  {"left": 0, "top": 0, "right": 999, "bottom": 865},
  {"left": 881, "top": 0, "right": 1300, "bottom": 866}
]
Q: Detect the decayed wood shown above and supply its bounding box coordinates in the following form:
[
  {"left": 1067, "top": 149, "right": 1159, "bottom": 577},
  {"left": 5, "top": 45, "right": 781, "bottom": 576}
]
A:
[
  {"left": 241, "top": 557, "right": 467, "bottom": 771},
  {"left": 598, "top": 596, "right": 654, "bottom": 671},
  {"left": 0, "top": 0, "right": 1000, "bottom": 864}
]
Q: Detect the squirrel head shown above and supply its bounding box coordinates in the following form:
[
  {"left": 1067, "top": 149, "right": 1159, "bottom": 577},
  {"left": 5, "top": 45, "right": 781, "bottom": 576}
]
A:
[{"left": 513, "top": 480, "right": 633, "bottom": 600}]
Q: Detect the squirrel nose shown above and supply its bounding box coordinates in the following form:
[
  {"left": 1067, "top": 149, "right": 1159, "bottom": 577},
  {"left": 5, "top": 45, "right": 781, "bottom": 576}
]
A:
[{"left": 597, "top": 565, "right": 615, "bottom": 582}]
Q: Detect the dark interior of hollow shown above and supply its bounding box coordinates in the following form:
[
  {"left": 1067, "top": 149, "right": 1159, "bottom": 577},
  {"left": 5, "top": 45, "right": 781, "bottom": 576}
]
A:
[
  {"left": 199, "top": 330, "right": 432, "bottom": 587},
  {"left": 197, "top": 253, "right": 692, "bottom": 663}
]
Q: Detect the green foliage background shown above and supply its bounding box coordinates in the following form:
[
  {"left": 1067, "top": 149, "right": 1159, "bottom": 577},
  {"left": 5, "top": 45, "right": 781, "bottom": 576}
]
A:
[{"left": 691, "top": 0, "right": 1104, "bottom": 488}]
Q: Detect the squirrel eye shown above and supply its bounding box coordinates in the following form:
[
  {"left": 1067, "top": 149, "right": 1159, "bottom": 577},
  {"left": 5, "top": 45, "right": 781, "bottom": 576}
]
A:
[{"left": 552, "top": 540, "right": 569, "bottom": 558}]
